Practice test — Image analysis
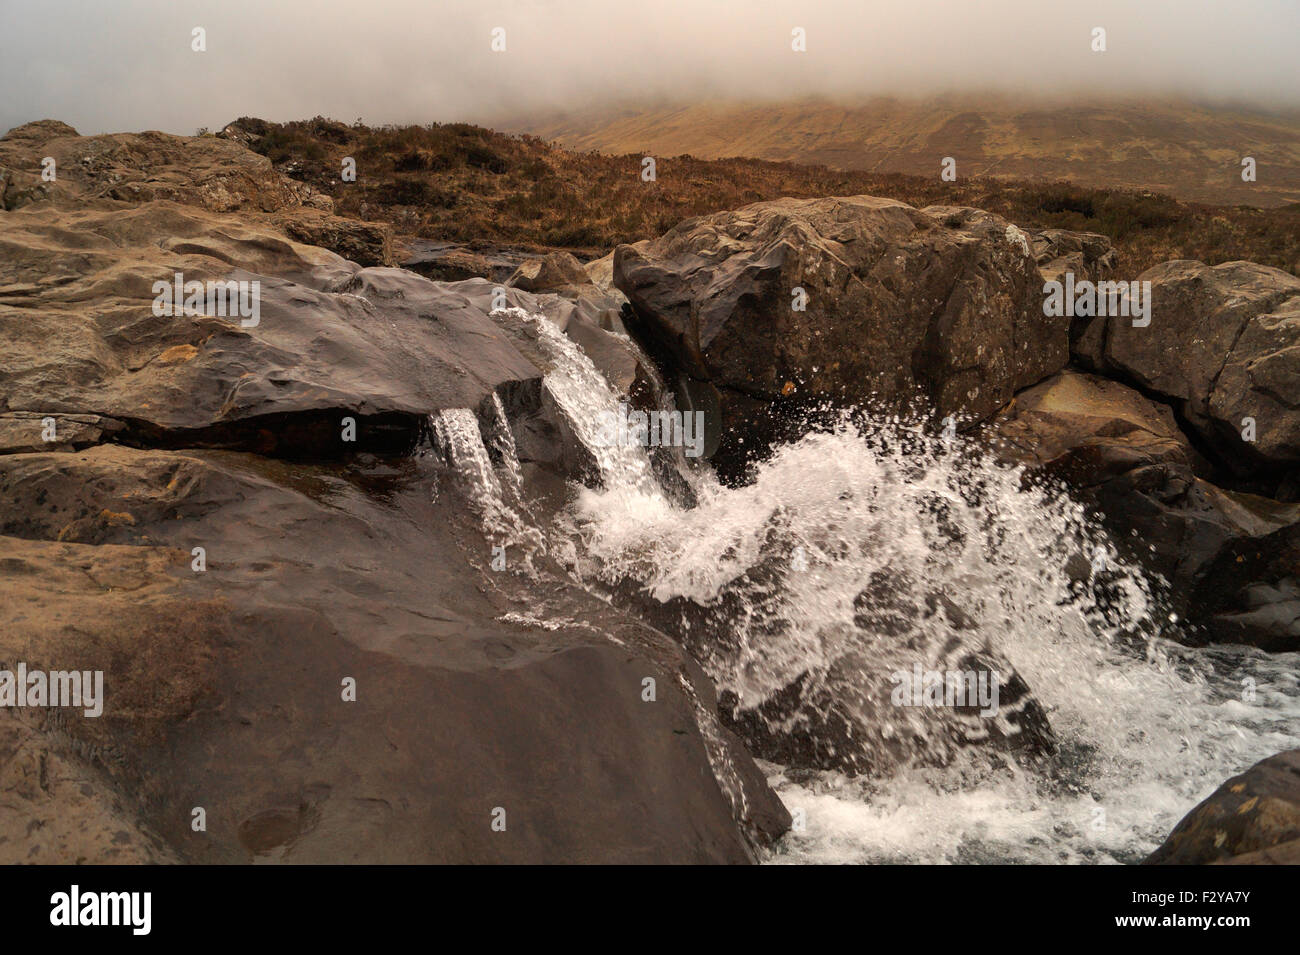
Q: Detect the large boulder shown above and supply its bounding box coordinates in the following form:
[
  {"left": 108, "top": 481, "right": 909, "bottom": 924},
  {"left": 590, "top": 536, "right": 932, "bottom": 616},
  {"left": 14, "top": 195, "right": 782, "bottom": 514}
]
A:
[
  {"left": 613, "top": 196, "right": 1065, "bottom": 479},
  {"left": 1074, "top": 260, "right": 1300, "bottom": 479},
  {"left": 1146, "top": 750, "right": 1300, "bottom": 864}
]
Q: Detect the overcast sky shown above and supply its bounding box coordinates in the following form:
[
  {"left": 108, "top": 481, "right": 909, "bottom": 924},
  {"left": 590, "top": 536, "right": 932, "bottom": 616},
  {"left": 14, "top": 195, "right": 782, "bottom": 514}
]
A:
[{"left": 3, "top": 0, "right": 1297, "bottom": 135}]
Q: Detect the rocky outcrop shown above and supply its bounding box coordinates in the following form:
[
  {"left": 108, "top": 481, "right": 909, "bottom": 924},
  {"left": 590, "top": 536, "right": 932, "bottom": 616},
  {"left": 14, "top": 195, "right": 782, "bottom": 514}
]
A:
[
  {"left": 1146, "top": 749, "right": 1300, "bottom": 864},
  {"left": 0, "top": 121, "right": 395, "bottom": 266},
  {"left": 8, "top": 113, "right": 1300, "bottom": 863},
  {"left": 609, "top": 191, "right": 1300, "bottom": 655},
  {"left": 614, "top": 196, "right": 1064, "bottom": 479},
  {"left": 0, "top": 120, "right": 329, "bottom": 213},
  {"left": 611, "top": 537, "right": 1058, "bottom": 779},
  {"left": 1054, "top": 261, "right": 1300, "bottom": 649},
  {"left": 719, "top": 638, "right": 1057, "bottom": 778},
  {"left": 0, "top": 202, "right": 539, "bottom": 454},
  {"left": 0, "top": 138, "right": 789, "bottom": 862},
  {"left": 1074, "top": 260, "right": 1300, "bottom": 479},
  {"left": 1029, "top": 228, "right": 1116, "bottom": 287},
  {"left": 1187, "top": 517, "right": 1300, "bottom": 651}
]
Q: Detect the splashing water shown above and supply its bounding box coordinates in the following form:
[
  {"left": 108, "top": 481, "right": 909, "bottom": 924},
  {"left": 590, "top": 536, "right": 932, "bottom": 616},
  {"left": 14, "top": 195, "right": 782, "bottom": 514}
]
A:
[
  {"left": 570, "top": 420, "right": 1300, "bottom": 863},
  {"left": 445, "top": 307, "right": 1300, "bottom": 864}
]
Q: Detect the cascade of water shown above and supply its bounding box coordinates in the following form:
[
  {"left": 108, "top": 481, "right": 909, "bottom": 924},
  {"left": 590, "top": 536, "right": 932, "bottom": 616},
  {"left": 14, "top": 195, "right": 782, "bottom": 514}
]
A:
[
  {"left": 438, "top": 307, "right": 1300, "bottom": 864},
  {"left": 484, "top": 393, "right": 525, "bottom": 500},
  {"left": 569, "top": 415, "right": 1300, "bottom": 862},
  {"left": 502, "top": 306, "right": 663, "bottom": 496},
  {"left": 428, "top": 407, "right": 544, "bottom": 562}
]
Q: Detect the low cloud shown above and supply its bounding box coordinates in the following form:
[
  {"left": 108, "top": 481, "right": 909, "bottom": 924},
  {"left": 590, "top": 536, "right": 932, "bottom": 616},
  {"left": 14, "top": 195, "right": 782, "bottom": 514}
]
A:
[{"left": 3, "top": 0, "right": 1298, "bottom": 136}]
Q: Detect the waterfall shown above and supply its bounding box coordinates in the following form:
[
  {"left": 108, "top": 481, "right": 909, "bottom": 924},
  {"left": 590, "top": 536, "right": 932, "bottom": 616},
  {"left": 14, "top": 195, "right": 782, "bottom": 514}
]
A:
[
  {"left": 428, "top": 406, "right": 544, "bottom": 564},
  {"left": 432, "top": 307, "right": 1300, "bottom": 864}
]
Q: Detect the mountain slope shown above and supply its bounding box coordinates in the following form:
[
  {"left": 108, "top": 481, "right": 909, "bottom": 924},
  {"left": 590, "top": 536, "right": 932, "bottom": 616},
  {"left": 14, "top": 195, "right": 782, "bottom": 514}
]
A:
[{"left": 504, "top": 96, "right": 1300, "bottom": 208}]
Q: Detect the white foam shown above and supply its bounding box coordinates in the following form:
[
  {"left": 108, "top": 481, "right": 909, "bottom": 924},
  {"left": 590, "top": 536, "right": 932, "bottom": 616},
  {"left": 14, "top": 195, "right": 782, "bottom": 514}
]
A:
[{"left": 569, "top": 418, "right": 1300, "bottom": 862}]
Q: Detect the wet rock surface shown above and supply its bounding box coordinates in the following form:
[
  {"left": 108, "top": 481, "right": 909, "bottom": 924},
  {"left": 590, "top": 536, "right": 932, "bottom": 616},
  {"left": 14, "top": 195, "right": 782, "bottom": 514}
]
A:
[
  {"left": 0, "top": 203, "right": 543, "bottom": 453},
  {"left": 992, "top": 371, "right": 1300, "bottom": 651},
  {"left": 7, "top": 448, "right": 788, "bottom": 860},
  {"left": 612, "top": 195, "right": 1300, "bottom": 654},
  {"left": 990, "top": 371, "right": 1292, "bottom": 646},
  {"left": 0, "top": 445, "right": 786, "bottom": 862}
]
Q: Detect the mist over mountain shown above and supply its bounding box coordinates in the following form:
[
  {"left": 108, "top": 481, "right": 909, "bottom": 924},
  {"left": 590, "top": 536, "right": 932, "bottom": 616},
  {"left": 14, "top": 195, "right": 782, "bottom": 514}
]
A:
[{"left": 3, "top": 0, "right": 1299, "bottom": 136}]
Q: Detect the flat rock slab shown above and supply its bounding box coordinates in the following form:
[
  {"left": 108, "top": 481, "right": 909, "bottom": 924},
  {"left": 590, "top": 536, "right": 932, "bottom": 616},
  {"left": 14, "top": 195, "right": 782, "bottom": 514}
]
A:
[{"left": 0, "top": 203, "right": 541, "bottom": 452}]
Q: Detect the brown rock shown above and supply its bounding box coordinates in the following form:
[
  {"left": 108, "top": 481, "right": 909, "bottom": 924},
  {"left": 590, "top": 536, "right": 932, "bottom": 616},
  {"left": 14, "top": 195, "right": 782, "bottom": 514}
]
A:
[
  {"left": 1146, "top": 749, "right": 1300, "bottom": 864},
  {"left": 1214, "top": 836, "right": 1300, "bottom": 864},
  {"left": 0, "top": 120, "right": 401, "bottom": 267},
  {"left": 1074, "top": 259, "right": 1300, "bottom": 473},
  {"left": 0, "top": 203, "right": 539, "bottom": 451},
  {"left": 614, "top": 196, "right": 1064, "bottom": 478},
  {"left": 0, "top": 121, "right": 328, "bottom": 213},
  {"left": 507, "top": 251, "right": 592, "bottom": 292},
  {"left": 272, "top": 208, "right": 395, "bottom": 267},
  {"left": 0, "top": 412, "right": 125, "bottom": 454},
  {"left": 992, "top": 371, "right": 1300, "bottom": 650},
  {"left": 991, "top": 369, "right": 1197, "bottom": 477}
]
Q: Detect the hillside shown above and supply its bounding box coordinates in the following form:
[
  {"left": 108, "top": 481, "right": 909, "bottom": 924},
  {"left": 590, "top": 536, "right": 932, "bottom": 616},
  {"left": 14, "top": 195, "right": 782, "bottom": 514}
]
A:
[
  {"left": 221, "top": 116, "right": 1300, "bottom": 279},
  {"left": 501, "top": 96, "right": 1300, "bottom": 209}
]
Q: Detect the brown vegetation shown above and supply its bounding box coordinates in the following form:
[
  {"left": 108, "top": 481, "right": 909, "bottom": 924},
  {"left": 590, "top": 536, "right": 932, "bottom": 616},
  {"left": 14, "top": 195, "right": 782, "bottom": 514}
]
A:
[{"left": 227, "top": 116, "right": 1300, "bottom": 277}]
